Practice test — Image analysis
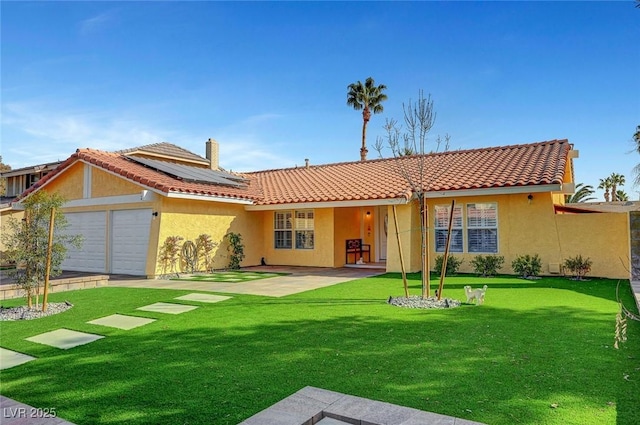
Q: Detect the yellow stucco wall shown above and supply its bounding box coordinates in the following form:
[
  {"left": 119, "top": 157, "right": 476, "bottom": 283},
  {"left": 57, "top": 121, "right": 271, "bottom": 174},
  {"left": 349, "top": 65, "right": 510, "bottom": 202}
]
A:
[
  {"left": 384, "top": 193, "right": 630, "bottom": 278},
  {"left": 92, "top": 167, "right": 143, "bottom": 197},
  {"left": 261, "top": 207, "right": 335, "bottom": 267},
  {"left": 385, "top": 203, "right": 423, "bottom": 273},
  {"left": 44, "top": 162, "right": 84, "bottom": 200},
  {"left": 554, "top": 213, "right": 629, "bottom": 279},
  {"left": 156, "top": 198, "right": 264, "bottom": 274}
]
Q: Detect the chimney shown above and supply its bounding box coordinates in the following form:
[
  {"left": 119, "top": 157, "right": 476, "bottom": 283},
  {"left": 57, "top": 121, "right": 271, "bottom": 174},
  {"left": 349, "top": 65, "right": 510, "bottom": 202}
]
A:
[
  {"left": 205, "top": 138, "right": 219, "bottom": 170},
  {"left": 305, "top": 158, "right": 309, "bottom": 169}
]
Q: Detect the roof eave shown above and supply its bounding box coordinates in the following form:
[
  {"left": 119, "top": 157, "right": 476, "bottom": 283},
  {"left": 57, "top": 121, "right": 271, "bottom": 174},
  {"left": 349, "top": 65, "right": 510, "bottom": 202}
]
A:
[
  {"left": 166, "top": 191, "right": 255, "bottom": 205},
  {"left": 245, "top": 197, "right": 409, "bottom": 211},
  {"left": 424, "top": 184, "right": 564, "bottom": 199}
]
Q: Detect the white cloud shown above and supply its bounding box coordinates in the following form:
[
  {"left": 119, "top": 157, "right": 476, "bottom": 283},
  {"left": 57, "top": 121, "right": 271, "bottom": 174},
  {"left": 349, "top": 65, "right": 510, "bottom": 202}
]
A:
[
  {"left": 79, "top": 10, "right": 116, "bottom": 36},
  {"left": 1, "top": 101, "right": 169, "bottom": 168}
]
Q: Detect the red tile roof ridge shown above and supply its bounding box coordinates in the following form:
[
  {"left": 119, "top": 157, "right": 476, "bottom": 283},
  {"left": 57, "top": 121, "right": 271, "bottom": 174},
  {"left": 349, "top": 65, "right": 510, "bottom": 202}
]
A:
[{"left": 246, "top": 139, "right": 570, "bottom": 174}]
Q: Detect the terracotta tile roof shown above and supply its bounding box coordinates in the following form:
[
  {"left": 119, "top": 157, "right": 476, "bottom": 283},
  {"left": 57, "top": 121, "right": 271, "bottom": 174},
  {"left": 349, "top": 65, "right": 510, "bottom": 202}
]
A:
[
  {"left": 22, "top": 148, "right": 262, "bottom": 202},
  {"left": 248, "top": 139, "right": 572, "bottom": 205},
  {"left": 20, "top": 139, "right": 571, "bottom": 206},
  {"left": 116, "top": 142, "right": 208, "bottom": 164}
]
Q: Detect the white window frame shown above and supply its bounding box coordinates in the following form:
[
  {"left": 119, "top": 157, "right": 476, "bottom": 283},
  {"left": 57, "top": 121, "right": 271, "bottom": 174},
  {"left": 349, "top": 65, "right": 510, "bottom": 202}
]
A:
[
  {"left": 274, "top": 210, "right": 315, "bottom": 250},
  {"left": 466, "top": 203, "right": 499, "bottom": 253},
  {"left": 434, "top": 204, "right": 463, "bottom": 253},
  {"left": 274, "top": 211, "right": 292, "bottom": 249},
  {"left": 294, "top": 210, "right": 314, "bottom": 250}
]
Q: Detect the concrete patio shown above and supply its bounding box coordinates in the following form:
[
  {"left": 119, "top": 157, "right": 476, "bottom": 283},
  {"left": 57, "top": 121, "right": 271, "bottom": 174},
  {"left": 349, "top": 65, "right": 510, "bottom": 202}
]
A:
[{"left": 240, "top": 386, "right": 486, "bottom": 425}]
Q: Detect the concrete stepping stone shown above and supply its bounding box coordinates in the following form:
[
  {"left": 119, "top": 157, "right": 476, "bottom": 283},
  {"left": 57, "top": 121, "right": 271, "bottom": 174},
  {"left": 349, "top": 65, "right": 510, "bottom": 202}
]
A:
[
  {"left": 87, "top": 314, "right": 156, "bottom": 330},
  {"left": 174, "top": 293, "right": 231, "bottom": 303},
  {"left": 0, "top": 347, "right": 36, "bottom": 370},
  {"left": 136, "top": 302, "right": 198, "bottom": 315},
  {"left": 26, "top": 329, "right": 104, "bottom": 350}
]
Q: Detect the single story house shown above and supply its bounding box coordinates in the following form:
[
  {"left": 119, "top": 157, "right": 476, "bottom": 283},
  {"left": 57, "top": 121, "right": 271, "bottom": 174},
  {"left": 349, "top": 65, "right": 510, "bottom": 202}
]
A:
[{"left": 3, "top": 138, "right": 632, "bottom": 279}]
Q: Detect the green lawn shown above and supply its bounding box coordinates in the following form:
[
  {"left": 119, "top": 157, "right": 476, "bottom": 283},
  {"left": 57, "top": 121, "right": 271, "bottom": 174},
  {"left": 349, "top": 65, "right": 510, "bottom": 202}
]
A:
[
  {"left": 170, "top": 270, "right": 289, "bottom": 282},
  {"left": 1, "top": 274, "right": 638, "bottom": 425}
]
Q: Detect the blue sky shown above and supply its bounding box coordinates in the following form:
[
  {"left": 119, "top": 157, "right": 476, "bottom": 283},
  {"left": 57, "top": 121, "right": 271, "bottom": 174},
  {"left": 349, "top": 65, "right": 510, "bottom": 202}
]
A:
[{"left": 2, "top": 1, "right": 639, "bottom": 200}]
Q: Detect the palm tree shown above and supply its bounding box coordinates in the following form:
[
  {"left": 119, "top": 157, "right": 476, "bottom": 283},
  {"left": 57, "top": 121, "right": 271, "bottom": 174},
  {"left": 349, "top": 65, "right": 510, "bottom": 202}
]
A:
[
  {"left": 609, "top": 173, "right": 625, "bottom": 201},
  {"left": 598, "top": 177, "right": 612, "bottom": 202},
  {"left": 633, "top": 125, "right": 640, "bottom": 187},
  {"left": 347, "top": 77, "right": 388, "bottom": 161},
  {"left": 565, "top": 183, "right": 596, "bottom": 203},
  {"left": 616, "top": 190, "right": 629, "bottom": 201}
]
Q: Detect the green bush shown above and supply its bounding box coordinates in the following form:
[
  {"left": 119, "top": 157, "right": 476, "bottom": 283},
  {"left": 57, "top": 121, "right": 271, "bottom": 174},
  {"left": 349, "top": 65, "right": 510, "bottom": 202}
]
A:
[
  {"left": 434, "top": 254, "right": 463, "bottom": 276},
  {"left": 564, "top": 255, "right": 592, "bottom": 280},
  {"left": 471, "top": 255, "right": 504, "bottom": 277},
  {"left": 226, "top": 232, "right": 245, "bottom": 270},
  {"left": 512, "top": 254, "right": 542, "bottom": 278}
]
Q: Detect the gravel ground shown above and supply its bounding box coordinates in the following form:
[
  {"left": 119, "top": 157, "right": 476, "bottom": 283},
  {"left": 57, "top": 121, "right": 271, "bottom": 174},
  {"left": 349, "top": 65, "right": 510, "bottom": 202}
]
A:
[
  {"left": 0, "top": 302, "right": 73, "bottom": 321},
  {"left": 388, "top": 295, "right": 461, "bottom": 309}
]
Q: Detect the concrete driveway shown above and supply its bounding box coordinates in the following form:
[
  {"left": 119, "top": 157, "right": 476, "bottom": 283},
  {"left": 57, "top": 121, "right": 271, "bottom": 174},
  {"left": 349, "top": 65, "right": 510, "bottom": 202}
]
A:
[{"left": 108, "top": 266, "right": 385, "bottom": 297}]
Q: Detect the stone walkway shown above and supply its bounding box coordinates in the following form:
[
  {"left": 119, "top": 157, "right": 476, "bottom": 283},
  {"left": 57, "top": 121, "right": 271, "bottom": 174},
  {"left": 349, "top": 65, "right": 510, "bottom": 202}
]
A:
[{"left": 108, "top": 266, "right": 384, "bottom": 297}]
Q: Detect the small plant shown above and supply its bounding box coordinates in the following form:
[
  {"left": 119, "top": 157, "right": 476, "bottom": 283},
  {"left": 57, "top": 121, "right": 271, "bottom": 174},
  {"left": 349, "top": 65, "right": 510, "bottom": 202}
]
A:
[
  {"left": 471, "top": 255, "right": 504, "bottom": 277},
  {"left": 226, "top": 232, "right": 245, "bottom": 270},
  {"left": 195, "top": 234, "right": 218, "bottom": 272},
  {"left": 511, "top": 254, "right": 542, "bottom": 279},
  {"left": 434, "top": 254, "right": 463, "bottom": 276},
  {"left": 159, "top": 236, "right": 184, "bottom": 274},
  {"left": 563, "top": 255, "right": 592, "bottom": 280}
]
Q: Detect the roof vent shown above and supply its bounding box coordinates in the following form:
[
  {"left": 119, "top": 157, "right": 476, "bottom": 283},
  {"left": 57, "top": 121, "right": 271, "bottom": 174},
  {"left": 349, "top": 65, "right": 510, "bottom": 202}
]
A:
[{"left": 305, "top": 158, "right": 309, "bottom": 169}]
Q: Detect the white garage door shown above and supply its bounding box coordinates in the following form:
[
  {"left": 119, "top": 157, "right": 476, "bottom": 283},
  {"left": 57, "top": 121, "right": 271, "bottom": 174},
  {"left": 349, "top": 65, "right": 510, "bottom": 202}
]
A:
[
  {"left": 110, "top": 209, "right": 152, "bottom": 275},
  {"left": 62, "top": 211, "right": 107, "bottom": 273}
]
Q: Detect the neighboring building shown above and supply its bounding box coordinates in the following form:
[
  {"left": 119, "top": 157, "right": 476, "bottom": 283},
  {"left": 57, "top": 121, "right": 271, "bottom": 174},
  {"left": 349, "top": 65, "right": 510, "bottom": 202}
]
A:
[
  {"left": 1, "top": 161, "right": 62, "bottom": 199},
  {"left": 4, "top": 138, "right": 632, "bottom": 279}
]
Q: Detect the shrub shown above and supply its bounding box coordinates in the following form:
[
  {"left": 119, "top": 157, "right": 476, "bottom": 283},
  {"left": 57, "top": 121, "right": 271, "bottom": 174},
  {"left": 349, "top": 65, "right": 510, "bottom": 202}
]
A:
[
  {"left": 511, "top": 254, "right": 542, "bottom": 278},
  {"left": 564, "top": 255, "right": 592, "bottom": 280},
  {"left": 471, "top": 255, "right": 504, "bottom": 277},
  {"left": 226, "top": 232, "right": 245, "bottom": 270},
  {"left": 434, "top": 254, "right": 463, "bottom": 276}
]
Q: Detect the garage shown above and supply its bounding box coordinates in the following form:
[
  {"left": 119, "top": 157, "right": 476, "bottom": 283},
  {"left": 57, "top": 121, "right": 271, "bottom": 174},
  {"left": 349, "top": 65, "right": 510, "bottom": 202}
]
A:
[
  {"left": 110, "top": 209, "right": 152, "bottom": 275},
  {"left": 62, "top": 211, "right": 107, "bottom": 273},
  {"left": 62, "top": 209, "right": 152, "bottom": 276}
]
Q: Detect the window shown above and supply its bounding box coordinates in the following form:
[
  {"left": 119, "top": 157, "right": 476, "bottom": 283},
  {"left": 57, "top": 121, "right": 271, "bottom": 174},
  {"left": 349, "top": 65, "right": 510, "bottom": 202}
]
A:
[
  {"left": 274, "top": 211, "right": 292, "bottom": 249},
  {"left": 295, "top": 210, "right": 314, "bottom": 249},
  {"left": 467, "top": 203, "right": 498, "bottom": 253},
  {"left": 434, "top": 204, "right": 463, "bottom": 252},
  {"left": 274, "top": 210, "right": 315, "bottom": 249}
]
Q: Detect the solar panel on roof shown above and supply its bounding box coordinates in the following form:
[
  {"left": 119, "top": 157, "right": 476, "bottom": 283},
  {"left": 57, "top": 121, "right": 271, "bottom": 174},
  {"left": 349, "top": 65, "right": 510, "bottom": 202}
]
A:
[{"left": 126, "top": 155, "right": 248, "bottom": 188}]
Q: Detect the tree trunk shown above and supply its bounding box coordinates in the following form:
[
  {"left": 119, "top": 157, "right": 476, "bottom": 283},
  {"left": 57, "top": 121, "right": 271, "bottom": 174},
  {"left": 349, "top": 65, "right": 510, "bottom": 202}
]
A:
[
  {"left": 437, "top": 200, "right": 455, "bottom": 300},
  {"left": 360, "top": 108, "right": 371, "bottom": 161},
  {"left": 42, "top": 207, "right": 56, "bottom": 312},
  {"left": 421, "top": 196, "right": 430, "bottom": 299}
]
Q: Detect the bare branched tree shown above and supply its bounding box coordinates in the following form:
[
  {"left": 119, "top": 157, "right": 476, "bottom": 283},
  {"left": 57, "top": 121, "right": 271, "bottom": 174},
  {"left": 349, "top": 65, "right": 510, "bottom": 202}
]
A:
[{"left": 374, "top": 91, "right": 452, "bottom": 299}]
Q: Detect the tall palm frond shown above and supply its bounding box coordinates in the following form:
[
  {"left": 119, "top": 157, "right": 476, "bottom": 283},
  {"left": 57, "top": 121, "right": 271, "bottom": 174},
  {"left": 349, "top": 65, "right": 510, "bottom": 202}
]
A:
[
  {"left": 609, "top": 173, "right": 625, "bottom": 201},
  {"left": 598, "top": 177, "right": 613, "bottom": 202},
  {"left": 616, "top": 190, "right": 629, "bottom": 202},
  {"left": 565, "top": 183, "right": 596, "bottom": 203},
  {"left": 347, "top": 77, "right": 388, "bottom": 161}
]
